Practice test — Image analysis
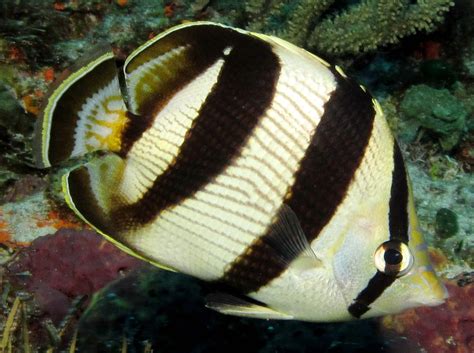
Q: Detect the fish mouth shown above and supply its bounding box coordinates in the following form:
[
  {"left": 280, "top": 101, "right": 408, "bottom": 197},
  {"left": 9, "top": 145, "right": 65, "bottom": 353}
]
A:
[
  {"left": 367, "top": 265, "right": 448, "bottom": 317},
  {"left": 407, "top": 264, "right": 449, "bottom": 306}
]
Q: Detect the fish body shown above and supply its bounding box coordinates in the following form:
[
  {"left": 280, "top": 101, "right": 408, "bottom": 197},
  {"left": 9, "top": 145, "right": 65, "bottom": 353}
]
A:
[{"left": 34, "top": 22, "right": 447, "bottom": 322}]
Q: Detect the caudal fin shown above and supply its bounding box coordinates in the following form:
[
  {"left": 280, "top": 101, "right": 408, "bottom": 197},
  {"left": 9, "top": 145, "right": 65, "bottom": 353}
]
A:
[{"left": 34, "top": 48, "right": 128, "bottom": 168}]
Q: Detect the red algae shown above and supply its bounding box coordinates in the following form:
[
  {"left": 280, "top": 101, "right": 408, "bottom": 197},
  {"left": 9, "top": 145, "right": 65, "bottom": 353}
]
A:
[
  {"left": 6, "top": 229, "right": 143, "bottom": 324},
  {"left": 382, "top": 276, "right": 474, "bottom": 353}
]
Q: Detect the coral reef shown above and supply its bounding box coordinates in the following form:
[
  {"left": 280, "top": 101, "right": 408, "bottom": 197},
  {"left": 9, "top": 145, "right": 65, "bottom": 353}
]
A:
[
  {"left": 309, "top": 0, "right": 454, "bottom": 56},
  {"left": 0, "top": 179, "right": 83, "bottom": 247}
]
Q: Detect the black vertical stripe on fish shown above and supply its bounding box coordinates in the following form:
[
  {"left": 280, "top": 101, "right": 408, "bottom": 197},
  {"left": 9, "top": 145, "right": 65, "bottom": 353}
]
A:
[
  {"left": 119, "top": 25, "right": 232, "bottom": 156},
  {"left": 347, "top": 143, "right": 409, "bottom": 318},
  {"left": 222, "top": 237, "right": 288, "bottom": 295},
  {"left": 347, "top": 272, "right": 396, "bottom": 318},
  {"left": 285, "top": 69, "right": 375, "bottom": 244},
  {"left": 388, "top": 142, "right": 409, "bottom": 243},
  {"left": 119, "top": 111, "right": 155, "bottom": 157},
  {"left": 44, "top": 56, "right": 118, "bottom": 166},
  {"left": 120, "top": 25, "right": 274, "bottom": 156},
  {"left": 112, "top": 30, "right": 281, "bottom": 230},
  {"left": 221, "top": 69, "right": 376, "bottom": 294}
]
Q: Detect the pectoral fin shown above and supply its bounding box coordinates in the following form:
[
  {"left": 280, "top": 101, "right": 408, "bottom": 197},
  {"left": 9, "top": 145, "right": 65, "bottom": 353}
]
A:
[
  {"left": 267, "top": 204, "right": 322, "bottom": 269},
  {"left": 205, "top": 293, "right": 293, "bottom": 320}
]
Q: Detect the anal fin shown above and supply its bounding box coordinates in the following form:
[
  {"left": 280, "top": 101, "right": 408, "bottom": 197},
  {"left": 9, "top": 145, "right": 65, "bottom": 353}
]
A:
[
  {"left": 63, "top": 153, "right": 177, "bottom": 272},
  {"left": 205, "top": 293, "right": 293, "bottom": 320},
  {"left": 63, "top": 153, "right": 126, "bottom": 235}
]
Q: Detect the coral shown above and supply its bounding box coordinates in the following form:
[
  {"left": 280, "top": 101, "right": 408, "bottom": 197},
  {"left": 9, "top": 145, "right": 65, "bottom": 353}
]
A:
[
  {"left": 462, "top": 38, "right": 474, "bottom": 78},
  {"left": 5, "top": 229, "right": 143, "bottom": 325},
  {"left": 0, "top": 84, "right": 27, "bottom": 133},
  {"left": 382, "top": 275, "right": 474, "bottom": 353},
  {"left": 309, "top": 0, "right": 454, "bottom": 56},
  {"left": 245, "top": 0, "right": 333, "bottom": 47},
  {"left": 92, "top": 1, "right": 170, "bottom": 50},
  {"left": 243, "top": 0, "right": 453, "bottom": 56},
  {"left": 0, "top": 83, "right": 35, "bottom": 173},
  {"left": 426, "top": 155, "right": 463, "bottom": 180},
  {"left": 400, "top": 84, "right": 468, "bottom": 150},
  {"left": 456, "top": 139, "right": 474, "bottom": 172}
]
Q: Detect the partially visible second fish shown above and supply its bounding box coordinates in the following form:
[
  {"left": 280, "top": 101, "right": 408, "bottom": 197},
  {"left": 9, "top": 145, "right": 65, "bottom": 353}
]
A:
[{"left": 34, "top": 22, "right": 447, "bottom": 322}]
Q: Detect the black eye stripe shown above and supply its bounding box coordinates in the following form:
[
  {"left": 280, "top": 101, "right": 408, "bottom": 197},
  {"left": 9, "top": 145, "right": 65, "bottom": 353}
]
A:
[
  {"left": 347, "top": 272, "right": 396, "bottom": 319},
  {"left": 388, "top": 143, "right": 409, "bottom": 243}
]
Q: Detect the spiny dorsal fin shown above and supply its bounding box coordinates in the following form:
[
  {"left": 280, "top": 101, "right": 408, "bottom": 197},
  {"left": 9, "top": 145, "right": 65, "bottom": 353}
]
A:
[
  {"left": 34, "top": 46, "right": 128, "bottom": 168},
  {"left": 205, "top": 292, "right": 293, "bottom": 320}
]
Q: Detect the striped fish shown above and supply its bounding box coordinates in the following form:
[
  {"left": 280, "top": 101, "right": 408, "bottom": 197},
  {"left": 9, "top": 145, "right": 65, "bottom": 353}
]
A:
[{"left": 34, "top": 22, "right": 447, "bottom": 322}]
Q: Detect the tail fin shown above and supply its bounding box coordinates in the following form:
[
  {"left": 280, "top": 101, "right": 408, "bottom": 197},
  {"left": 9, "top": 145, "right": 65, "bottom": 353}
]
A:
[{"left": 34, "top": 48, "right": 128, "bottom": 168}]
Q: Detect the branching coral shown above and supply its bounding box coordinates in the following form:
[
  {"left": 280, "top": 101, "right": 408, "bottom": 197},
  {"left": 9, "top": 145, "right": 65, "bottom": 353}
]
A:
[
  {"left": 245, "top": 0, "right": 334, "bottom": 46},
  {"left": 244, "top": 0, "right": 454, "bottom": 56}
]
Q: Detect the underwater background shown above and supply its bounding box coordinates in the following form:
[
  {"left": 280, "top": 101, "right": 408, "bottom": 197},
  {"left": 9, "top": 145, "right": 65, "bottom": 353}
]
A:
[{"left": 0, "top": 0, "right": 472, "bottom": 352}]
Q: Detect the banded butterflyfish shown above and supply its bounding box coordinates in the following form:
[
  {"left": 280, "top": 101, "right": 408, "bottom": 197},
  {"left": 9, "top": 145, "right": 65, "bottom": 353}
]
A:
[{"left": 33, "top": 22, "right": 447, "bottom": 322}]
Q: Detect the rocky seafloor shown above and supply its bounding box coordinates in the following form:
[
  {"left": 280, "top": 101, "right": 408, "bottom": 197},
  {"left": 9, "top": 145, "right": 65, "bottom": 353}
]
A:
[{"left": 0, "top": 1, "right": 473, "bottom": 352}]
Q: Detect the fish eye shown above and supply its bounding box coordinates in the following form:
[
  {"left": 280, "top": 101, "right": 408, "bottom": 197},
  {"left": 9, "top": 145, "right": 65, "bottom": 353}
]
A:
[{"left": 374, "top": 241, "right": 413, "bottom": 277}]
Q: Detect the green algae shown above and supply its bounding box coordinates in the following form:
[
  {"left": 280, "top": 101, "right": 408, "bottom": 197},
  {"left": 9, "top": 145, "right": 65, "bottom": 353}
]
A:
[
  {"left": 400, "top": 84, "right": 468, "bottom": 150},
  {"left": 435, "top": 208, "right": 459, "bottom": 239}
]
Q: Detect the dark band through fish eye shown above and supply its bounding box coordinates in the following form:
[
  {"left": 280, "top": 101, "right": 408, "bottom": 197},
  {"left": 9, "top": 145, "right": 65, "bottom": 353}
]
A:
[
  {"left": 348, "top": 142, "right": 412, "bottom": 319},
  {"left": 348, "top": 241, "right": 414, "bottom": 318}
]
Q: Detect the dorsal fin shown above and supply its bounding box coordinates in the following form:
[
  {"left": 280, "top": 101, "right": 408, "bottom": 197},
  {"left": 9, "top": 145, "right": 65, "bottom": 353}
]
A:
[
  {"left": 122, "top": 22, "right": 248, "bottom": 117},
  {"left": 34, "top": 45, "right": 128, "bottom": 168}
]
